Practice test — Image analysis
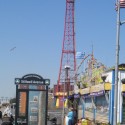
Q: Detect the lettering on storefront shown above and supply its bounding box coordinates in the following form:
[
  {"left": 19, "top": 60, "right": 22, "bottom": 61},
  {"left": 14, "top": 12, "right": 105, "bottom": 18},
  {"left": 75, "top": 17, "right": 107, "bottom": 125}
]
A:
[
  {"left": 80, "top": 87, "right": 90, "bottom": 95},
  {"left": 90, "top": 84, "right": 104, "bottom": 93}
]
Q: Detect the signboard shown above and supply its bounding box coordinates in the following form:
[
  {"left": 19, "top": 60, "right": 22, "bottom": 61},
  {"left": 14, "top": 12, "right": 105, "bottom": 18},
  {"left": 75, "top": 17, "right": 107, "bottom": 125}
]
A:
[
  {"left": 55, "top": 92, "right": 67, "bottom": 96},
  {"left": 15, "top": 74, "right": 50, "bottom": 86},
  {"left": 90, "top": 84, "right": 104, "bottom": 93},
  {"left": 74, "top": 89, "right": 80, "bottom": 94},
  {"left": 28, "top": 91, "right": 39, "bottom": 125},
  {"left": 19, "top": 92, "right": 26, "bottom": 116},
  {"left": 90, "top": 90, "right": 104, "bottom": 97},
  {"left": 69, "top": 91, "right": 74, "bottom": 96},
  {"left": 31, "top": 107, "right": 38, "bottom": 113},
  {"left": 15, "top": 74, "right": 50, "bottom": 125},
  {"left": 122, "top": 84, "right": 125, "bottom": 92},
  {"left": 80, "top": 87, "right": 90, "bottom": 95},
  {"left": 18, "top": 84, "right": 29, "bottom": 89},
  {"left": 30, "top": 116, "right": 38, "bottom": 122},
  {"left": 104, "top": 82, "right": 111, "bottom": 90}
]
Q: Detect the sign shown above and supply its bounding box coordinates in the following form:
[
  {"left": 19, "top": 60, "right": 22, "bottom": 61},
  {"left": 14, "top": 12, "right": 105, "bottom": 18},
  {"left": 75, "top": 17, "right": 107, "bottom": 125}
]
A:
[
  {"left": 37, "top": 85, "right": 45, "bottom": 90},
  {"left": 90, "top": 84, "right": 104, "bottom": 93},
  {"left": 55, "top": 92, "right": 67, "bottom": 96},
  {"left": 74, "top": 94, "right": 80, "bottom": 98},
  {"left": 18, "top": 84, "right": 29, "bottom": 89},
  {"left": 15, "top": 74, "right": 50, "bottom": 85},
  {"left": 15, "top": 74, "right": 50, "bottom": 125},
  {"left": 122, "top": 84, "right": 125, "bottom": 92},
  {"left": 31, "top": 107, "right": 38, "bottom": 113},
  {"left": 104, "top": 82, "right": 111, "bottom": 90},
  {"left": 90, "top": 90, "right": 104, "bottom": 97},
  {"left": 80, "top": 87, "right": 90, "bottom": 95},
  {"left": 69, "top": 91, "right": 74, "bottom": 95},
  {"left": 82, "top": 91, "right": 105, "bottom": 98},
  {"left": 74, "top": 89, "right": 79, "bottom": 94},
  {"left": 33, "top": 96, "right": 38, "bottom": 102},
  {"left": 19, "top": 92, "right": 26, "bottom": 116},
  {"left": 29, "top": 92, "right": 39, "bottom": 124},
  {"left": 30, "top": 116, "right": 38, "bottom": 122}
]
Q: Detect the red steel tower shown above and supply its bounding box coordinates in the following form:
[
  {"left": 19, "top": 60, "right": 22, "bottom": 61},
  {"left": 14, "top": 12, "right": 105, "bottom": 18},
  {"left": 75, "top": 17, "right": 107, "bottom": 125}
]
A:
[
  {"left": 54, "top": 0, "right": 76, "bottom": 107},
  {"left": 58, "top": 0, "right": 76, "bottom": 85}
]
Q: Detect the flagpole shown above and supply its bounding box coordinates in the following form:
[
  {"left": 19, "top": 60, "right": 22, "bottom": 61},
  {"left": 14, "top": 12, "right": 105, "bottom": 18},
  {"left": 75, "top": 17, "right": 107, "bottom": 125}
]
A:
[{"left": 113, "top": 0, "right": 120, "bottom": 124}]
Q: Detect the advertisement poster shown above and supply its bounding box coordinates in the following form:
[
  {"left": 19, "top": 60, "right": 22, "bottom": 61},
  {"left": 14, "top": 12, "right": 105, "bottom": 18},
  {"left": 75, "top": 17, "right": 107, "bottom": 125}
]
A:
[
  {"left": 19, "top": 92, "right": 26, "bottom": 117},
  {"left": 28, "top": 91, "right": 39, "bottom": 125}
]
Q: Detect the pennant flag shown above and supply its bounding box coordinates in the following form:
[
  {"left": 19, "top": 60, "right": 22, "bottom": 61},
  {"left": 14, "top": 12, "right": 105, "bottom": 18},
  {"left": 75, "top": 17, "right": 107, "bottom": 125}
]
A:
[
  {"left": 76, "top": 52, "right": 85, "bottom": 59},
  {"left": 120, "top": 0, "right": 125, "bottom": 8},
  {"left": 56, "top": 98, "right": 59, "bottom": 107},
  {"left": 64, "top": 99, "right": 68, "bottom": 108}
]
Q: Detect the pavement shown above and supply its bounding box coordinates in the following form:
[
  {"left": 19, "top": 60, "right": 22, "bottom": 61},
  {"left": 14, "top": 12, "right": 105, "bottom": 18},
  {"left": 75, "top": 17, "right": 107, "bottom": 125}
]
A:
[
  {"left": 0, "top": 107, "right": 62, "bottom": 125},
  {"left": 48, "top": 111, "right": 62, "bottom": 125}
]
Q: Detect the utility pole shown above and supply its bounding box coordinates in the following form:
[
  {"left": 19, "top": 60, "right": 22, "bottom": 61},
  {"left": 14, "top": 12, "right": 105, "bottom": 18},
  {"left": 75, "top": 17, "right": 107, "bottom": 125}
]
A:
[{"left": 113, "top": 0, "right": 120, "bottom": 125}]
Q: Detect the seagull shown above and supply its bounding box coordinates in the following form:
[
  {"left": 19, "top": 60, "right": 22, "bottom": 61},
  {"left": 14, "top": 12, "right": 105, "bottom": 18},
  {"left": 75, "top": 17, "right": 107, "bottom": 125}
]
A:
[{"left": 10, "top": 47, "right": 16, "bottom": 52}]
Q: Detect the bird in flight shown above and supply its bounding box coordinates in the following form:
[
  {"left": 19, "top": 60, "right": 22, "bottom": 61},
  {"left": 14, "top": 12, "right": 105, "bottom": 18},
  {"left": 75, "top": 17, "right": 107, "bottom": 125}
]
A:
[{"left": 10, "top": 47, "right": 16, "bottom": 51}]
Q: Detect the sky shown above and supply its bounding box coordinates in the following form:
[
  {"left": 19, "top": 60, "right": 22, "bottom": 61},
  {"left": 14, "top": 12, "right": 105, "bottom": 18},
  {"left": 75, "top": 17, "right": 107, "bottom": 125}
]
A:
[{"left": 0, "top": 0, "right": 125, "bottom": 98}]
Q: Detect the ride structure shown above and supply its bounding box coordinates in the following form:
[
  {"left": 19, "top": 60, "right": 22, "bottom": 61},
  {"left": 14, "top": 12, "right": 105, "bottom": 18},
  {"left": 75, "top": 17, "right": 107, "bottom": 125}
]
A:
[
  {"left": 54, "top": 0, "right": 76, "bottom": 108},
  {"left": 79, "top": 54, "right": 107, "bottom": 88}
]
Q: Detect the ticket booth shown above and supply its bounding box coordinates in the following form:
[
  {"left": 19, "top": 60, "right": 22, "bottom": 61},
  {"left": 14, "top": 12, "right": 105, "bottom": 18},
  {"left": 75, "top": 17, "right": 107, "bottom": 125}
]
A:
[{"left": 15, "top": 74, "right": 50, "bottom": 125}]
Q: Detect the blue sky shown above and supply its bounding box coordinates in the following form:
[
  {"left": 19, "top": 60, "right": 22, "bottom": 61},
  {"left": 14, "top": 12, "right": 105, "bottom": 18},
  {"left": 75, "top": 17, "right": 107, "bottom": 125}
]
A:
[{"left": 0, "top": 0, "right": 125, "bottom": 98}]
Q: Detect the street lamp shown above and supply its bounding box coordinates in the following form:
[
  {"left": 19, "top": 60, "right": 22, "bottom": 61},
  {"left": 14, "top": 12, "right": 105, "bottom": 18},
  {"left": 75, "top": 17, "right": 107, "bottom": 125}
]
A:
[
  {"left": 62, "top": 65, "right": 70, "bottom": 125},
  {"left": 64, "top": 65, "right": 70, "bottom": 107}
]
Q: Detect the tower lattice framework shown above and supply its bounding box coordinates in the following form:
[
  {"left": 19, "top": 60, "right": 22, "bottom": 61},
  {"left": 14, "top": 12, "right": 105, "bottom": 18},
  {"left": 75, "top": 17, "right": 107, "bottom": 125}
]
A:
[{"left": 58, "top": 0, "right": 76, "bottom": 88}]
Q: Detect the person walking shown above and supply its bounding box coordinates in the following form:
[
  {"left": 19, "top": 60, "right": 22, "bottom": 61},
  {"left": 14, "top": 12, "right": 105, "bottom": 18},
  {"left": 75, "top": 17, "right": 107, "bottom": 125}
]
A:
[{"left": 67, "top": 107, "right": 74, "bottom": 125}]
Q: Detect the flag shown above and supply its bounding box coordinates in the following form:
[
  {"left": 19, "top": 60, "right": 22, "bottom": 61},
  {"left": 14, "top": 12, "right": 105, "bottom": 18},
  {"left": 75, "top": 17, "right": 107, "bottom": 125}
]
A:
[
  {"left": 115, "top": 0, "right": 125, "bottom": 11},
  {"left": 76, "top": 52, "right": 85, "bottom": 59},
  {"left": 56, "top": 98, "right": 59, "bottom": 107},
  {"left": 120, "top": 0, "right": 125, "bottom": 8}
]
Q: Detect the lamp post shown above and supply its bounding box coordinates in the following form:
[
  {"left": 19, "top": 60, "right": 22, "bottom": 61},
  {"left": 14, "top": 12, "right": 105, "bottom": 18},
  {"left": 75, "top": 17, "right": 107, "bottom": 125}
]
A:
[
  {"left": 65, "top": 65, "right": 70, "bottom": 108},
  {"left": 62, "top": 65, "right": 70, "bottom": 125}
]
